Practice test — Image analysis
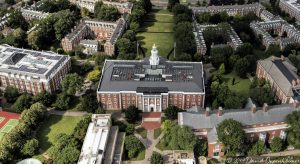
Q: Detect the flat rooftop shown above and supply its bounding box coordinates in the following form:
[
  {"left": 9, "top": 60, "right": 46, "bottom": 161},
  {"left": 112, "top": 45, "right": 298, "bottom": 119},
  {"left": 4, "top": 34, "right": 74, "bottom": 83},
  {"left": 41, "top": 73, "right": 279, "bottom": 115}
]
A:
[
  {"left": 78, "top": 114, "right": 112, "bottom": 164},
  {"left": 98, "top": 57, "right": 205, "bottom": 93},
  {"left": 0, "top": 44, "right": 70, "bottom": 80}
]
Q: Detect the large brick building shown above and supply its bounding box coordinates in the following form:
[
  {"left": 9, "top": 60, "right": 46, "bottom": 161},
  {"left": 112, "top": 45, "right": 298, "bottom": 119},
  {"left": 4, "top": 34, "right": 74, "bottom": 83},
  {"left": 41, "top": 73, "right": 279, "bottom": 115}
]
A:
[
  {"left": 279, "top": 0, "right": 300, "bottom": 21},
  {"left": 61, "top": 17, "right": 127, "bottom": 56},
  {"left": 0, "top": 44, "right": 71, "bottom": 95},
  {"left": 69, "top": 0, "right": 133, "bottom": 14},
  {"left": 179, "top": 100, "right": 300, "bottom": 158},
  {"left": 97, "top": 44, "right": 205, "bottom": 111},
  {"left": 257, "top": 56, "right": 300, "bottom": 103}
]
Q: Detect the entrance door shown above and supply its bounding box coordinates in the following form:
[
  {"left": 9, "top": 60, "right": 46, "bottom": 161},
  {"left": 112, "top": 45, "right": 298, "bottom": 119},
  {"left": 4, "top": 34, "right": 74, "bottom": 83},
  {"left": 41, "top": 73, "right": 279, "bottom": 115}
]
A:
[{"left": 151, "top": 107, "right": 154, "bottom": 112}]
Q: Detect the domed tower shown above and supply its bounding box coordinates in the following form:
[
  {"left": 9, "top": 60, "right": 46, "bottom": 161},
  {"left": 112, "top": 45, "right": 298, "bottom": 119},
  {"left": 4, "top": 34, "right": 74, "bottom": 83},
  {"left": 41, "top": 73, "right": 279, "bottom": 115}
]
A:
[{"left": 149, "top": 44, "right": 160, "bottom": 66}]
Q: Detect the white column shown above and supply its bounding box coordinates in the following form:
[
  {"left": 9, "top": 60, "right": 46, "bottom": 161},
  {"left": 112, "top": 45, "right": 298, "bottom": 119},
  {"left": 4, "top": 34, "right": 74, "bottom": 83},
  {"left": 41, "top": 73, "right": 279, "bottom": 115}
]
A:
[
  {"left": 155, "top": 96, "right": 157, "bottom": 112},
  {"left": 148, "top": 97, "right": 150, "bottom": 112}
]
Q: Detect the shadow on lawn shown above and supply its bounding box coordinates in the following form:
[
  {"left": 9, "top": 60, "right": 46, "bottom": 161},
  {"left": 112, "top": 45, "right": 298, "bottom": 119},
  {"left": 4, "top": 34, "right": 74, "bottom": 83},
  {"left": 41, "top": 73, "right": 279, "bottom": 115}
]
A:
[{"left": 37, "top": 115, "right": 64, "bottom": 153}]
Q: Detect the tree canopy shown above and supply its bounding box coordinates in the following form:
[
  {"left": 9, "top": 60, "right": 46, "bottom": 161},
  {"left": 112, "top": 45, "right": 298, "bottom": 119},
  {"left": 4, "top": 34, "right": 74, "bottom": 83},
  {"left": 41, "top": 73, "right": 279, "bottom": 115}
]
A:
[
  {"left": 286, "top": 111, "right": 300, "bottom": 148},
  {"left": 124, "top": 135, "right": 145, "bottom": 159},
  {"left": 125, "top": 105, "right": 140, "bottom": 123},
  {"left": 4, "top": 86, "right": 19, "bottom": 103},
  {"left": 164, "top": 105, "right": 183, "bottom": 120},
  {"left": 151, "top": 152, "right": 164, "bottom": 164},
  {"left": 217, "top": 119, "right": 246, "bottom": 155},
  {"left": 61, "top": 73, "right": 84, "bottom": 95}
]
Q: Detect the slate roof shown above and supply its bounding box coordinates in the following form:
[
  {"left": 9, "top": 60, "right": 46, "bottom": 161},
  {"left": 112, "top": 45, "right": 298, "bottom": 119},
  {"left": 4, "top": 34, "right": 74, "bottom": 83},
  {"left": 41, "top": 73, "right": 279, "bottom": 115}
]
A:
[
  {"left": 258, "top": 56, "right": 299, "bottom": 97},
  {"left": 179, "top": 104, "right": 299, "bottom": 130},
  {"left": 97, "top": 57, "right": 205, "bottom": 93}
]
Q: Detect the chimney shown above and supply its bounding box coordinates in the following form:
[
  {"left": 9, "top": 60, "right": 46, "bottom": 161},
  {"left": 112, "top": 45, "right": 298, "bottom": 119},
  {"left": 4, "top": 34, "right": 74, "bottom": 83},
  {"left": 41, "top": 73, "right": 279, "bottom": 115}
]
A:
[
  {"left": 262, "top": 103, "right": 268, "bottom": 112},
  {"left": 205, "top": 107, "right": 210, "bottom": 117},
  {"left": 218, "top": 107, "right": 223, "bottom": 116},
  {"left": 251, "top": 104, "right": 256, "bottom": 113},
  {"left": 293, "top": 100, "right": 299, "bottom": 109},
  {"left": 292, "top": 80, "right": 297, "bottom": 86},
  {"left": 281, "top": 55, "right": 285, "bottom": 61}
]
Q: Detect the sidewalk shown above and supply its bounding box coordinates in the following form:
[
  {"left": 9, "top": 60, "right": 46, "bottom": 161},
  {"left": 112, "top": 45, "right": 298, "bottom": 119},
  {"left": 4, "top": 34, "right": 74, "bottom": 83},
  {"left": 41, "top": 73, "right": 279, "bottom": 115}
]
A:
[{"left": 261, "top": 149, "right": 300, "bottom": 156}]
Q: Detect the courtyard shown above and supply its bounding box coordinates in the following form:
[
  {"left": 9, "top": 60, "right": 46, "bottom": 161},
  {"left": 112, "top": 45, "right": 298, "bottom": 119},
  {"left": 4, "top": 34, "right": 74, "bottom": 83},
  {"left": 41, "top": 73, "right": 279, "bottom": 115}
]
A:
[{"left": 137, "top": 9, "right": 174, "bottom": 57}]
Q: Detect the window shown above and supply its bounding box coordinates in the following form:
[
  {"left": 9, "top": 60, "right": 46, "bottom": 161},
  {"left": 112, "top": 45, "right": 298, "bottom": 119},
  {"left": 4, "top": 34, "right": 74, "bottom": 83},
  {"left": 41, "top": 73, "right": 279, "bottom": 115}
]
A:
[{"left": 280, "top": 131, "right": 286, "bottom": 140}]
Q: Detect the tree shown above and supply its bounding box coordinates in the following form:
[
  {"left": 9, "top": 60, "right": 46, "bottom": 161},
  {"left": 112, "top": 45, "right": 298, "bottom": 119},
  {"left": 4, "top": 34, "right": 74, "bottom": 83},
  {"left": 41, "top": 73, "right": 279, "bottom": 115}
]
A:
[
  {"left": 122, "top": 30, "right": 136, "bottom": 42},
  {"left": 53, "top": 93, "right": 70, "bottom": 110},
  {"left": 95, "top": 5, "right": 120, "bottom": 21},
  {"left": 53, "top": 10, "right": 77, "bottom": 40},
  {"left": 224, "top": 95, "right": 243, "bottom": 109},
  {"left": 168, "top": 0, "right": 179, "bottom": 11},
  {"left": 164, "top": 105, "right": 182, "bottom": 120},
  {"left": 21, "top": 139, "right": 39, "bottom": 156},
  {"left": 54, "top": 145, "right": 80, "bottom": 164},
  {"left": 5, "top": 0, "right": 15, "bottom": 5},
  {"left": 247, "top": 140, "right": 266, "bottom": 156},
  {"left": 61, "top": 73, "right": 83, "bottom": 95},
  {"left": 265, "top": 45, "right": 281, "bottom": 57},
  {"left": 250, "top": 82, "right": 273, "bottom": 106},
  {"left": 125, "top": 135, "right": 144, "bottom": 159},
  {"left": 79, "top": 90, "right": 98, "bottom": 113},
  {"left": 12, "top": 28, "right": 27, "bottom": 47},
  {"left": 218, "top": 63, "right": 225, "bottom": 74},
  {"left": 32, "top": 91, "right": 55, "bottom": 107},
  {"left": 21, "top": 103, "right": 47, "bottom": 128},
  {"left": 168, "top": 125, "right": 197, "bottom": 150},
  {"left": 4, "top": 86, "right": 19, "bottom": 103},
  {"left": 161, "top": 119, "right": 175, "bottom": 134},
  {"left": 234, "top": 58, "right": 250, "bottom": 78},
  {"left": 8, "top": 10, "right": 28, "bottom": 30},
  {"left": 174, "top": 13, "right": 192, "bottom": 24},
  {"left": 151, "top": 152, "right": 164, "bottom": 164},
  {"left": 94, "top": 1, "right": 103, "bottom": 17},
  {"left": 126, "top": 124, "right": 135, "bottom": 135},
  {"left": 270, "top": 137, "right": 284, "bottom": 152},
  {"left": 197, "top": 12, "right": 211, "bottom": 23},
  {"left": 194, "top": 140, "right": 207, "bottom": 157},
  {"left": 12, "top": 94, "right": 32, "bottom": 113},
  {"left": 286, "top": 111, "right": 300, "bottom": 148},
  {"left": 217, "top": 119, "right": 246, "bottom": 155},
  {"left": 81, "top": 7, "right": 90, "bottom": 17},
  {"left": 117, "top": 38, "right": 135, "bottom": 56},
  {"left": 27, "top": 30, "right": 42, "bottom": 50},
  {"left": 87, "top": 69, "right": 101, "bottom": 82},
  {"left": 72, "top": 115, "right": 91, "bottom": 143},
  {"left": 125, "top": 105, "right": 140, "bottom": 123}
]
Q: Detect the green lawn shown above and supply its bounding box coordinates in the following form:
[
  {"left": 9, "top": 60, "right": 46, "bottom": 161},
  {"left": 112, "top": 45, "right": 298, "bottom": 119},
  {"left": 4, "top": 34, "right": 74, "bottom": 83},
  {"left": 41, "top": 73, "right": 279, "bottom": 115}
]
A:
[
  {"left": 155, "top": 140, "right": 171, "bottom": 151},
  {"left": 37, "top": 115, "right": 82, "bottom": 151},
  {"left": 131, "top": 150, "right": 146, "bottom": 161},
  {"left": 154, "top": 128, "right": 162, "bottom": 139},
  {"left": 136, "top": 127, "right": 147, "bottom": 139},
  {"left": 221, "top": 72, "right": 251, "bottom": 97},
  {"left": 137, "top": 9, "right": 174, "bottom": 57}
]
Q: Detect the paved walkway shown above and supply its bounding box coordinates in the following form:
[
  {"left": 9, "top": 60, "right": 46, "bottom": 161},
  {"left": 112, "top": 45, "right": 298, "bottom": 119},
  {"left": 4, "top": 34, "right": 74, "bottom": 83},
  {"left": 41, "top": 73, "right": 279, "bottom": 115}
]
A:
[
  {"left": 47, "top": 108, "right": 87, "bottom": 116},
  {"left": 261, "top": 149, "right": 300, "bottom": 156}
]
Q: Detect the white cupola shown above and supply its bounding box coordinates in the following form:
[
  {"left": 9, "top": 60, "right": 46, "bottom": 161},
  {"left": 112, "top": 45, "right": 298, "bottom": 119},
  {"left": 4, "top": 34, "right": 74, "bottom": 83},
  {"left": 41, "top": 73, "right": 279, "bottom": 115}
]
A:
[{"left": 149, "top": 44, "right": 159, "bottom": 66}]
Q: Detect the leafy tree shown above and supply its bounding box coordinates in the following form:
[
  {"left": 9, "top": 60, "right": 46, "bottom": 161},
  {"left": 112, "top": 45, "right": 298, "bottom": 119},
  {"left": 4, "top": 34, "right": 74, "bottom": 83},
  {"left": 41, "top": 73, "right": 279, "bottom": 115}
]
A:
[
  {"left": 286, "top": 111, "right": 300, "bottom": 148},
  {"left": 161, "top": 119, "right": 175, "bottom": 134},
  {"left": 27, "top": 30, "right": 42, "bottom": 50},
  {"left": 194, "top": 140, "right": 207, "bottom": 157},
  {"left": 54, "top": 145, "right": 80, "bottom": 164},
  {"left": 32, "top": 91, "right": 55, "bottom": 107},
  {"left": 126, "top": 124, "right": 135, "bottom": 135},
  {"left": 270, "top": 137, "right": 284, "bottom": 152},
  {"left": 151, "top": 152, "right": 164, "bottom": 164},
  {"left": 234, "top": 58, "right": 250, "bottom": 78},
  {"left": 168, "top": 0, "right": 179, "bottom": 11},
  {"left": 94, "top": 1, "right": 103, "bottom": 17},
  {"left": 247, "top": 140, "right": 266, "bottom": 156},
  {"left": 125, "top": 105, "right": 140, "bottom": 123},
  {"left": 122, "top": 30, "right": 136, "bottom": 42},
  {"left": 224, "top": 95, "right": 243, "bottom": 109},
  {"left": 117, "top": 38, "right": 135, "bottom": 56},
  {"left": 87, "top": 69, "right": 101, "bottom": 82},
  {"left": 12, "top": 28, "right": 27, "bottom": 47},
  {"left": 8, "top": 10, "right": 28, "bottom": 30},
  {"left": 218, "top": 63, "right": 225, "bottom": 74},
  {"left": 72, "top": 115, "right": 91, "bottom": 143},
  {"left": 168, "top": 125, "right": 197, "bottom": 150},
  {"left": 21, "top": 139, "right": 39, "bottom": 156},
  {"left": 265, "top": 45, "right": 281, "bottom": 57},
  {"left": 81, "top": 7, "right": 90, "bottom": 17},
  {"left": 228, "top": 55, "right": 240, "bottom": 69},
  {"left": 125, "top": 135, "right": 144, "bottom": 159},
  {"left": 53, "top": 93, "right": 70, "bottom": 110},
  {"left": 21, "top": 103, "right": 47, "bottom": 128},
  {"left": 5, "top": 0, "right": 15, "bottom": 5},
  {"left": 250, "top": 82, "right": 273, "bottom": 106},
  {"left": 95, "top": 5, "right": 120, "bottom": 21},
  {"left": 174, "top": 13, "right": 192, "bottom": 24},
  {"left": 235, "top": 43, "right": 253, "bottom": 57},
  {"left": 164, "top": 105, "right": 182, "bottom": 120},
  {"left": 210, "top": 47, "right": 230, "bottom": 68},
  {"left": 174, "top": 22, "right": 196, "bottom": 56},
  {"left": 4, "top": 86, "right": 19, "bottom": 103},
  {"left": 197, "top": 12, "right": 211, "bottom": 23},
  {"left": 79, "top": 90, "right": 98, "bottom": 113},
  {"left": 129, "top": 22, "right": 140, "bottom": 33},
  {"left": 12, "top": 94, "right": 32, "bottom": 113},
  {"left": 53, "top": 10, "right": 77, "bottom": 40},
  {"left": 217, "top": 119, "right": 246, "bottom": 155},
  {"left": 62, "top": 73, "right": 83, "bottom": 95}
]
